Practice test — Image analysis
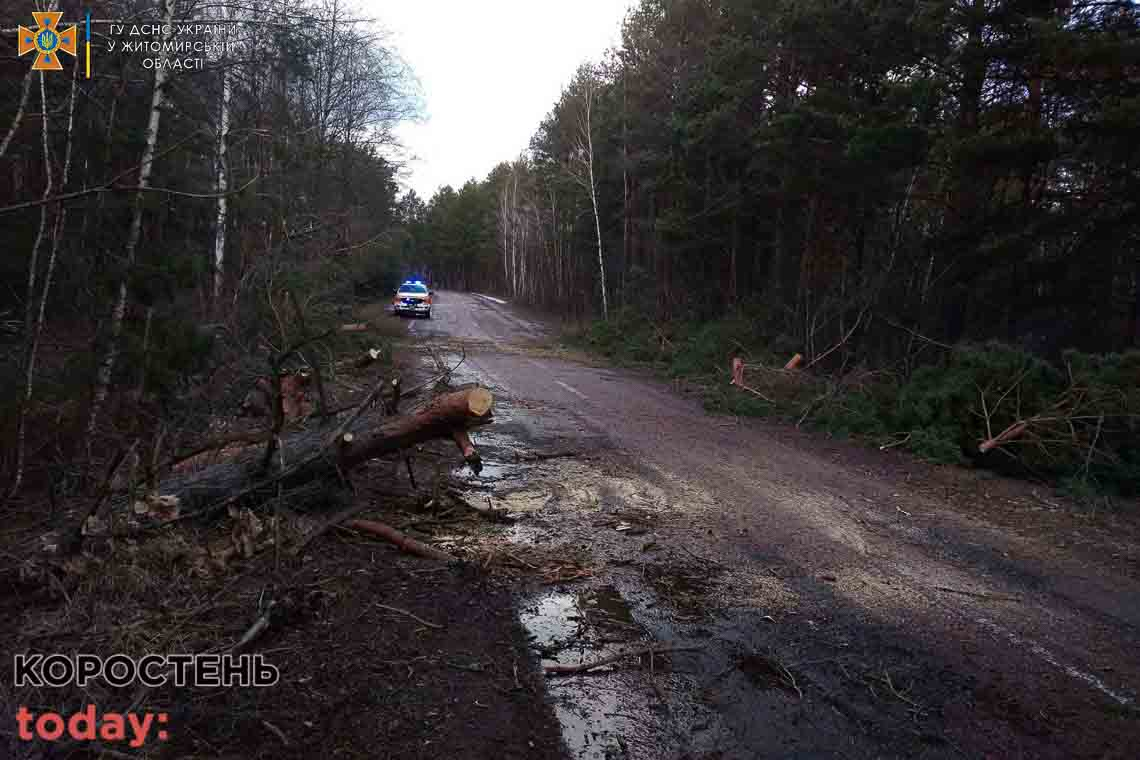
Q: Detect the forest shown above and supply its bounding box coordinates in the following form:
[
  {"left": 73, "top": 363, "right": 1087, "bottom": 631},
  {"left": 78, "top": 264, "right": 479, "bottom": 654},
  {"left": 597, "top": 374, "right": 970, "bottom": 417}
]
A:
[
  {"left": 3, "top": 0, "right": 1139, "bottom": 504},
  {"left": 407, "top": 0, "right": 1140, "bottom": 495},
  {"left": 3, "top": 3, "right": 1140, "bottom": 757},
  {"left": 2, "top": 0, "right": 417, "bottom": 501}
]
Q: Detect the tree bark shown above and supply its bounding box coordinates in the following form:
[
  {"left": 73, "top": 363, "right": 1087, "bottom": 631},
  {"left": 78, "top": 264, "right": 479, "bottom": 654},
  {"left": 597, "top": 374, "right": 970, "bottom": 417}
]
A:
[
  {"left": 147, "top": 387, "right": 494, "bottom": 516},
  {"left": 212, "top": 6, "right": 232, "bottom": 303},
  {"left": 584, "top": 88, "right": 608, "bottom": 320}
]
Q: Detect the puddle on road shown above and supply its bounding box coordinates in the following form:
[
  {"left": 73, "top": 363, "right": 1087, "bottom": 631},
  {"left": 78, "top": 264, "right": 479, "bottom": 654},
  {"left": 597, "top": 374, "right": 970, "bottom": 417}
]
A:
[
  {"left": 419, "top": 358, "right": 728, "bottom": 758},
  {"left": 451, "top": 461, "right": 518, "bottom": 487},
  {"left": 422, "top": 344, "right": 895, "bottom": 759},
  {"left": 521, "top": 592, "right": 584, "bottom": 656},
  {"left": 520, "top": 586, "right": 638, "bottom": 662},
  {"left": 582, "top": 586, "right": 636, "bottom": 627},
  {"left": 519, "top": 587, "right": 664, "bottom": 760}
]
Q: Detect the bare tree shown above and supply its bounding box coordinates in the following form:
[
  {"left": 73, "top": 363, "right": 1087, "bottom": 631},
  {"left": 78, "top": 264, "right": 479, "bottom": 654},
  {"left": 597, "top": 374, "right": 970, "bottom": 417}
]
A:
[
  {"left": 86, "top": 0, "right": 177, "bottom": 451},
  {"left": 213, "top": 4, "right": 233, "bottom": 303},
  {"left": 0, "top": 69, "right": 34, "bottom": 161},
  {"left": 5, "top": 72, "right": 52, "bottom": 502},
  {"left": 566, "top": 66, "right": 608, "bottom": 319}
]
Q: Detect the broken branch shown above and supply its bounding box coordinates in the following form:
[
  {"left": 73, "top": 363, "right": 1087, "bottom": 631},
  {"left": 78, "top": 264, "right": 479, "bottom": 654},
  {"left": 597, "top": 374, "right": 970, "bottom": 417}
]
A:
[
  {"left": 375, "top": 603, "right": 444, "bottom": 629},
  {"left": 544, "top": 645, "right": 702, "bottom": 676},
  {"left": 343, "top": 519, "right": 455, "bottom": 562}
]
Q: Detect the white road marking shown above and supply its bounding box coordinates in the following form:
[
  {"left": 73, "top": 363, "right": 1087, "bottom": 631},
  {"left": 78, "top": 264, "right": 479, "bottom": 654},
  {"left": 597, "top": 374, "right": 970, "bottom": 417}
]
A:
[
  {"left": 473, "top": 293, "right": 507, "bottom": 305},
  {"left": 554, "top": 380, "right": 588, "bottom": 400},
  {"left": 976, "top": 616, "right": 1134, "bottom": 706}
]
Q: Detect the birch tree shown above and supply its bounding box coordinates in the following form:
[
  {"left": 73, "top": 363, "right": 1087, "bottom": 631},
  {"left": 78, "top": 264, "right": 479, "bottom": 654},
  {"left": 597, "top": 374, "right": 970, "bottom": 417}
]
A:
[
  {"left": 5, "top": 73, "right": 52, "bottom": 502},
  {"left": 212, "top": 4, "right": 233, "bottom": 303},
  {"left": 85, "top": 0, "right": 177, "bottom": 450},
  {"left": 566, "top": 66, "right": 608, "bottom": 319},
  {"left": 0, "top": 68, "right": 34, "bottom": 161}
]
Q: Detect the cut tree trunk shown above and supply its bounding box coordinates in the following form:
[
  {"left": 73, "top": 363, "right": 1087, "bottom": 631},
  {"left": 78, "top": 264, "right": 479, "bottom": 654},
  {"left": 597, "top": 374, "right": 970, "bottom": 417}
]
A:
[
  {"left": 978, "top": 421, "right": 1029, "bottom": 454},
  {"left": 138, "top": 386, "right": 494, "bottom": 518}
]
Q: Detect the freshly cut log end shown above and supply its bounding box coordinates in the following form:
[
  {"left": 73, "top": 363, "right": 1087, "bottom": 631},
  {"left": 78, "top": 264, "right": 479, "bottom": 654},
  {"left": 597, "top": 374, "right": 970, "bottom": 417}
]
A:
[
  {"left": 731, "top": 356, "right": 745, "bottom": 386},
  {"left": 979, "top": 421, "right": 1029, "bottom": 453},
  {"left": 129, "top": 385, "right": 497, "bottom": 521},
  {"left": 467, "top": 387, "right": 493, "bottom": 417}
]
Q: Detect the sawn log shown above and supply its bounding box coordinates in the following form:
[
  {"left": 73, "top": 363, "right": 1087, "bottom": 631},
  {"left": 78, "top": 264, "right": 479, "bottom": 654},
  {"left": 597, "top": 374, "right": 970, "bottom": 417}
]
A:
[{"left": 144, "top": 386, "right": 494, "bottom": 518}]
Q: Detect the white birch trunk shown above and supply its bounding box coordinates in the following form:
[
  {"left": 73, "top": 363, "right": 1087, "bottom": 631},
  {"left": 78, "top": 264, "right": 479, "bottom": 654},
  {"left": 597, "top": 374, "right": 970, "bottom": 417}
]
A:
[
  {"left": 5, "top": 73, "right": 52, "bottom": 501},
  {"left": 212, "top": 9, "right": 232, "bottom": 302},
  {"left": 86, "top": 0, "right": 177, "bottom": 450},
  {"left": 582, "top": 85, "right": 608, "bottom": 320},
  {"left": 503, "top": 188, "right": 513, "bottom": 296},
  {"left": 0, "top": 68, "right": 34, "bottom": 161},
  {"left": 511, "top": 169, "right": 521, "bottom": 298}
]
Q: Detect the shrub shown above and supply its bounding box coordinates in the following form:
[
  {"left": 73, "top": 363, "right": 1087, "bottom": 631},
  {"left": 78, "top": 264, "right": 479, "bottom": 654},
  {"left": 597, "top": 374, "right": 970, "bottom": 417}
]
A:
[
  {"left": 893, "top": 341, "right": 1065, "bottom": 458},
  {"left": 573, "top": 316, "right": 1140, "bottom": 499},
  {"left": 815, "top": 389, "right": 892, "bottom": 441}
]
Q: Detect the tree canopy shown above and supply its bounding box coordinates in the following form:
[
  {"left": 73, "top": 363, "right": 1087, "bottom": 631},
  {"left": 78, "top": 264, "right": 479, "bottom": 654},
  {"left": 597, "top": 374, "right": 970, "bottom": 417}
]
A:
[{"left": 414, "top": 0, "right": 1140, "bottom": 358}]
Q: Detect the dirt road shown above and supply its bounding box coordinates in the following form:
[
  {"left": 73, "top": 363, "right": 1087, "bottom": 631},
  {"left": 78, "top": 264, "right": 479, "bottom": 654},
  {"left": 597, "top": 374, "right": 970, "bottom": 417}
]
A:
[{"left": 405, "top": 291, "right": 1140, "bottom": 758}]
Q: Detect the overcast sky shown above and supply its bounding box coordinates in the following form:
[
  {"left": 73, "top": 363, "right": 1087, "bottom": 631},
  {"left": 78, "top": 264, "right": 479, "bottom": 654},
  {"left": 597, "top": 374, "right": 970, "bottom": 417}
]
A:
[{"left": 370, "top": 0, "right": 633, "bottom": 201}]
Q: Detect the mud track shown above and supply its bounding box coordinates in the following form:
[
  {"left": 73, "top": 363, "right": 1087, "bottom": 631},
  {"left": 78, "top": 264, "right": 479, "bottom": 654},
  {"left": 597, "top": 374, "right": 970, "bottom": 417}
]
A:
[{"left": 399, "top": 290, "right": 1140, "bottom": 759}]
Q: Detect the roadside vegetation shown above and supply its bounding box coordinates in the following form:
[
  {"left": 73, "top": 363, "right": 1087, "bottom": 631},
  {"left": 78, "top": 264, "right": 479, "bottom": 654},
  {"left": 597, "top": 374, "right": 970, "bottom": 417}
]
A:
[
  {"left": 570, "top": 309, "right": 1140, "bottom": 504},
  {"left": 1, "top": 0, "right": 422, "bottom": 501},
  {"left": 405, "top": 0, "right": 1140, "bottom": 507}
]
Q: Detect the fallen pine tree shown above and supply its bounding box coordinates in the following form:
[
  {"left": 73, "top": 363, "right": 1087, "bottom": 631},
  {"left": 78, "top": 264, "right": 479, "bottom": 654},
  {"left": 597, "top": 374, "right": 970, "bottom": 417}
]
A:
[{"left": 70, "top": 379, "right": 494, "bottom": 549}]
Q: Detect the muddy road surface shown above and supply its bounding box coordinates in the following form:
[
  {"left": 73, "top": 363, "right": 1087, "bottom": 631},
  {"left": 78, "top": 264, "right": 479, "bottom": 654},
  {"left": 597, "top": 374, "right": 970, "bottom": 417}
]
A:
[{"left": 400, "top": 290, "right": 1140, "bottom": 759}]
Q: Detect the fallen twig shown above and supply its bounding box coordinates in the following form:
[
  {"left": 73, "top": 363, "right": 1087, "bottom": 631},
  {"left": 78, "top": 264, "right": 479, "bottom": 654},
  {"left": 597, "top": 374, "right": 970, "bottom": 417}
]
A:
[
  {"left": 871, "top": 669, "right": 924, "bottom": 713},
  {"left": 344, "top": 518, "right": 456, "bottom": 562},
  {"left": 375, "top": 602, "right": 444, "bottom": 629},
  {"left": 513, "top": 450, "right": 585, "bottom": 462},
  {"left": 544, "top": 645, "right": 702, "bottom": 676},
  {"left": 881, "top": 317, "right": 952, "bottom": 350},
  {"left": 879, "top": 433, "right": 911, "bottom": 451},
  {"left": 933, "top": 586, "right": 1019, "bottom": 602},
  {"left": 446, "top": 487, "right": 512, "bottom": 522},
  {"left": 234, "top": 600, "right": 277, "bottom": 652},
  {"left": 262, "top": 720, "right": 290, "bottom": 746}
]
